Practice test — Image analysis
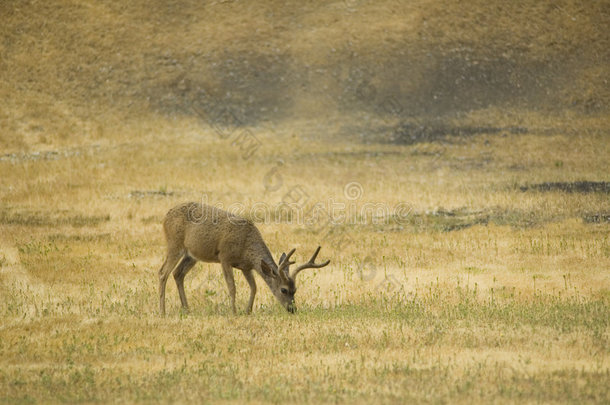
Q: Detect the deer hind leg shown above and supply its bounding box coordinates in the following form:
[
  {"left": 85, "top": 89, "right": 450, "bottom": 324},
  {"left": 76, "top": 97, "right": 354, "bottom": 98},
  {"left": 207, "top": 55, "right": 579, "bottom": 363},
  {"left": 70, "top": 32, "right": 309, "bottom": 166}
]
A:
[
  {"left": 173, "top": 255, "right": 197, "bottom": 312},
  {"left": 241, "top": 269, "right": 257, "bottom": 314},
  {"left": 220, "top": 261, "right": 237, "bottom": 314},
  {"left": 158, "top": 251, "right": 185, "bottom": 315}
]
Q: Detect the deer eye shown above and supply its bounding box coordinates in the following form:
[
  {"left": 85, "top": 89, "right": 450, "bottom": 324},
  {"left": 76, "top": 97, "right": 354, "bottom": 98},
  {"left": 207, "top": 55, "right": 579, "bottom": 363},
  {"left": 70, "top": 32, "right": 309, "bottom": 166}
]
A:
[{"left": 280, "top": 288, "right": 288, "bottom": 295}]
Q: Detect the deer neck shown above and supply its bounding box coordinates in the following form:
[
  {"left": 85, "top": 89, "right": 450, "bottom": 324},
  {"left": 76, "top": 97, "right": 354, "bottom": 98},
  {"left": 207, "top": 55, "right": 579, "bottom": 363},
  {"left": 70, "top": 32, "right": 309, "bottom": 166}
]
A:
[{"left": 253, "top": 241, "right": 280, "bottom": 287}]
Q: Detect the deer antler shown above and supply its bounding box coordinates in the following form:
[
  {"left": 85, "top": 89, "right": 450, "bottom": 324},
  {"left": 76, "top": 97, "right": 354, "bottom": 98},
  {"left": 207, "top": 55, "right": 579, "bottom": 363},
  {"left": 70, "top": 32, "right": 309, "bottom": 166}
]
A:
[
  {"left": 291, "top": 246, "right": 330, "bottom": 279},
  {"left": 277, "top": 248, "right": 296, "bottom": 279}
]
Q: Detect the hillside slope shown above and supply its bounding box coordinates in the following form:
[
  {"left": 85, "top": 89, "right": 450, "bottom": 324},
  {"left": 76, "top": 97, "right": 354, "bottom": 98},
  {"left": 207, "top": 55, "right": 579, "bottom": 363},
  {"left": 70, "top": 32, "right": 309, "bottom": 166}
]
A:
[{"left": 1, "top": 0, "right": 608, "bottom": 150}]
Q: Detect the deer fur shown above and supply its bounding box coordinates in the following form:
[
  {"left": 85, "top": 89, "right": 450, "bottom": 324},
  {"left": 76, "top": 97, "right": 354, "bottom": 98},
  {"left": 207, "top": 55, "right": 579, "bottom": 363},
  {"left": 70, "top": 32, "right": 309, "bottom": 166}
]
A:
[{"left": 158, "top": 202, "right": 330, "bottom": 315}]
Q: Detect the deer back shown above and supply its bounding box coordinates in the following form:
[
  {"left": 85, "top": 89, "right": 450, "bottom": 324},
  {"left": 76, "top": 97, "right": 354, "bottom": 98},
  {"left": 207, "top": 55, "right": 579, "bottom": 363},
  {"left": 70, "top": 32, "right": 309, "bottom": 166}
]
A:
[{"left": 164, "top": 202, "right": 273, "bottom": 271}]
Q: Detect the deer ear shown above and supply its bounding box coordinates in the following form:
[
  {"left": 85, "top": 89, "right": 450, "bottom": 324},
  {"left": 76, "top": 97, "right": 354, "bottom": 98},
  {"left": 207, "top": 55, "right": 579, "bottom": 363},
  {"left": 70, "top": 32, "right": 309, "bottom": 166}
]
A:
[{"left": 260, "top": 260, "right": 274, "bottom": 277}]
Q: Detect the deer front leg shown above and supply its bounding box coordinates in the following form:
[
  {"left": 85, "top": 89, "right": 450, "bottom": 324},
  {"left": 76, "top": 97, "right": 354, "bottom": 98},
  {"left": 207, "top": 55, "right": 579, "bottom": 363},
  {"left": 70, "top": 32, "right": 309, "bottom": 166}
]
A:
[
  {"left": 241, "top": 269, "right": 257, "bottom": 314},
  {"left": 221, "top": 261, "right": 237, "bottom": 314}
]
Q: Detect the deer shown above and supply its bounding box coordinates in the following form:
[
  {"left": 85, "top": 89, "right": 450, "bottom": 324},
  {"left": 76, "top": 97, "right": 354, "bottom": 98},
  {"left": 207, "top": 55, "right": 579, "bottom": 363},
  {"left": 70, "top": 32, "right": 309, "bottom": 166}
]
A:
[{"left": 158, "top": 202, "right": 330, "bottom": 315}]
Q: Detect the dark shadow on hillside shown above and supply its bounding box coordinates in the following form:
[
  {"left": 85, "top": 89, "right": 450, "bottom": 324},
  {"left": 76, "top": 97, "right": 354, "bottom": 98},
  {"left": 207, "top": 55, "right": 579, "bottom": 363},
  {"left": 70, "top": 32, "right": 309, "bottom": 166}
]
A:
[
  {"left": 140, "top": 45, "right": 598, "bottom": 129},
  {"left": 144, "top": 51, "right": 294, "bottom": 126},
  {"left": 333, "top": 49, "right": 570, "bottom": 118},
  {"left": 389, "top": 123, "right": 528, "bottom": 145}
]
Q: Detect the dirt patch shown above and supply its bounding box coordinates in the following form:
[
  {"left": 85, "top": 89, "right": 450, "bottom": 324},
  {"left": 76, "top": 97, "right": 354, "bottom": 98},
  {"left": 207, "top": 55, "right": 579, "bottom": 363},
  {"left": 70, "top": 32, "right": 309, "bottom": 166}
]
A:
[
  {"left": 0, "top": 145, "right": 102, "bottom": 162},
  {"left": 519, "top": 181, "right": 610, "bottom": 194},
  {"left": 344, "top": 207, "right": 555, "bottom": 233},
  {"left": 0, "top": 209, "right": 110, "bottom": 228},
  {"left": 47, "top": 233, "right": 112, "bottom": 242},
  {"left": 128, "top": 190, "right": 178, "bottom": 199},
  {"left": 582, "top": 213, "right": 610, "bottom": 224}
]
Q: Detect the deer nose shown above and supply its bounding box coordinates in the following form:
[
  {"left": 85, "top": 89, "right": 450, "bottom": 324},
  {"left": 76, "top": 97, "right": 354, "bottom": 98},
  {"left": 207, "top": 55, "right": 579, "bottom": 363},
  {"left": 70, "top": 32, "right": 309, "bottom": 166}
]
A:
[{"left": 287, "top": 302, "right": 296, "bottom": 313}]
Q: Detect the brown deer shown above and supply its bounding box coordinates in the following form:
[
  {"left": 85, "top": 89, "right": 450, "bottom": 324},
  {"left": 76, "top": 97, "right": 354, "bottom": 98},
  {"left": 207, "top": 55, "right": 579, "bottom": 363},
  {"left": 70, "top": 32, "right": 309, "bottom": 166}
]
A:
[{"left": 158, "top": 202, "right": 330, "bottom": 315}]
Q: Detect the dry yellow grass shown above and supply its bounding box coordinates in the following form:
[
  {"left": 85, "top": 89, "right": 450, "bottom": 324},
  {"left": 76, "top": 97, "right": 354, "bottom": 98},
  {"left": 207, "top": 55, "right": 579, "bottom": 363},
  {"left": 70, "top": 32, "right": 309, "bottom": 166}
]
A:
[
  {"left": 1, "top": 0, "right": 609, "bottom": 403},
  {"left": 1, "top": 119, "right": 609, "bottom": 403}
]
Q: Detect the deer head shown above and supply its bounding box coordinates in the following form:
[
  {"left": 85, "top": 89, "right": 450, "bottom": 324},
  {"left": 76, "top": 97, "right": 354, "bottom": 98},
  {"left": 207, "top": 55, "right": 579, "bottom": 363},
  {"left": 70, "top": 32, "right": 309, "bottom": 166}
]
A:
[{"left": 260, "top": 246, "right": 330, "bottom": 313}]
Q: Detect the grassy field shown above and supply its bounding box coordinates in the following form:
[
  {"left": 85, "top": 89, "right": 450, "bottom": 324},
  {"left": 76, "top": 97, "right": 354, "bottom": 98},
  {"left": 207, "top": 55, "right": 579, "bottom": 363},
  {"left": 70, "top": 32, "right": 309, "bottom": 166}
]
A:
[
  {"left": 1, "top": 0, "right": 609, "bottom": 403},
  {"left": 1, "top": 118, "right": 609, "bottom": 403}
]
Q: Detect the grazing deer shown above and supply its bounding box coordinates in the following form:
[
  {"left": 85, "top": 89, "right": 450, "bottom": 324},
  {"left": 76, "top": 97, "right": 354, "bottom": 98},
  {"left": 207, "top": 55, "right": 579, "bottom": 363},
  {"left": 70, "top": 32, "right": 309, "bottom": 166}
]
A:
[{"left": 158, "top": 202, "right": 330, "bottom": 315}]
